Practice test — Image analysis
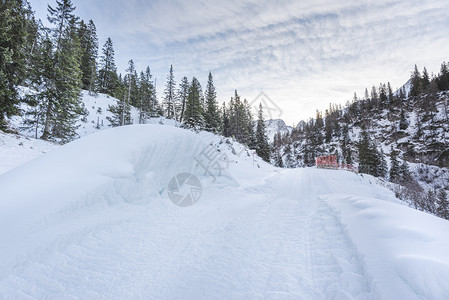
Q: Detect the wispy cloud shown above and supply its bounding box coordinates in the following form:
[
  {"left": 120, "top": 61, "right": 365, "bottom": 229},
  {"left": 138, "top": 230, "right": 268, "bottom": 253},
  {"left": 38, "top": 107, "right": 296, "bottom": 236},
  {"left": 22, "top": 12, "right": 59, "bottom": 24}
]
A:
[{"left": 30, "top": 0, "right": 449, "bottom": 124}]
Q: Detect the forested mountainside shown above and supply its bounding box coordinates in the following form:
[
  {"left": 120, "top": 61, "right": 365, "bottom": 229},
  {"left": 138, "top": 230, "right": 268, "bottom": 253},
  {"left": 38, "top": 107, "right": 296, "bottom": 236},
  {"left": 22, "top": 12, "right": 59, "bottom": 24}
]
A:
[{"left": 272, "top": 64, "right": 449, "bottom": 219}]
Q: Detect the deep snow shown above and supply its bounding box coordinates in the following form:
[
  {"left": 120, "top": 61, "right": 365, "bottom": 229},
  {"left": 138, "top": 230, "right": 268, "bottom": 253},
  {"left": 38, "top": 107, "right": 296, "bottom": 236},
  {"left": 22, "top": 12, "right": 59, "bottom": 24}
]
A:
[{"left": 0, "top": 125, "right": 448, "bottom": 299}]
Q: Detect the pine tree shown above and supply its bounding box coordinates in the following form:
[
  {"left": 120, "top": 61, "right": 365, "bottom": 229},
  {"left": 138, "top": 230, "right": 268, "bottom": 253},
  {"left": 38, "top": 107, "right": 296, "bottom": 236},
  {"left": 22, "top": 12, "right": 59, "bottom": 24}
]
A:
[
  {"left": 358, "top": 128, "right": 377, "bottom": 176},
  {"left": 399, "top": 159, "right": 412, "bottom": 184},
  {"left": 341, "top": 125, "right": 352, "bottom": 164},
  {"left": 163, "top": 65, "right": 176, "bottom": 119},
  {"left": 274, "top": 148, "right": 284, "bottom": 168},
  {"left": 40, "top": 0, "right": 83, "bottom": 142},
  {"left": 107, "top": 94, "right": 132, "bottom": 127},
  {"left": 399, "top": 109, "right": 408, "bottom": 130},
  {"left": 137, "top": 67, "right": 156, "bottom": 123},
  {"left": 422, "top": 67, "right": 430, "bottom": 91},
  {"left": 98, "top": 37, "right": 118, "bottom": 96},
  {"left": 436, "top": 189, "right": 449, "bottom": 219},
  {"left": 178, "top": 76, "right": 189, "bottom": 123},
  {"left": 78, "top": 19, "right": 98, "bottom": 93},
  {"left": 284, "top": 144, "right": 294, "bottom": 168},
  {"left": 255, "top": 104, "right": 270, "bottom": 162},
  {"left": 377, "top": 149, "right": 388, "bottom": 179},
  {"left": 410, "top": 65, "right": 422, "bottom": 97},
  {"left": 204, "top": 72, "right": 220, "bottom": 133},
  {"left": 389, "top": 146, "right": 401, "bottom": 183},
  {"left": 23, "top": 34, "right": 54, "bottom": 138},
  {"left": 0, "top": 0, "right": 30, "bottom": 129},
  {"left": 222, "top": 102, "right": 230, "bottom": 137},
  {"left": 184, "top": 77, "right": 204, "bottom": 129},
  {"left": 124, "top": 59, "right": 138, "bottom": 107}
]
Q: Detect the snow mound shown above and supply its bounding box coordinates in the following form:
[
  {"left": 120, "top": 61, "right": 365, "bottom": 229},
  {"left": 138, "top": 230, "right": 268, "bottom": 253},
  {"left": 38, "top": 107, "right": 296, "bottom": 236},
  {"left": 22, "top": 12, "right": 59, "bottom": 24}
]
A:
[{"left": 1, "top": 126, "right": 449, "bottom": 299}]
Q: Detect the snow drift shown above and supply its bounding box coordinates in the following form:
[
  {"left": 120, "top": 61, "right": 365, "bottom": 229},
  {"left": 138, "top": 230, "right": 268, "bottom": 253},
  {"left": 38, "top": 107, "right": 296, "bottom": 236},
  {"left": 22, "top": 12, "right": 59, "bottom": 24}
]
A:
[{"left": 1, "top": 125, "right": 449, "bottom": 299}]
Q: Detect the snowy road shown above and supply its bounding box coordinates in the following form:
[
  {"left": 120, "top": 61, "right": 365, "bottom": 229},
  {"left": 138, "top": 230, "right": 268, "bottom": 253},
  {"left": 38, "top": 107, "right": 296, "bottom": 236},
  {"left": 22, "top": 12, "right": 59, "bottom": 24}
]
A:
[{"left": 1, "top": 125, "right": 448, "bottom": 299}]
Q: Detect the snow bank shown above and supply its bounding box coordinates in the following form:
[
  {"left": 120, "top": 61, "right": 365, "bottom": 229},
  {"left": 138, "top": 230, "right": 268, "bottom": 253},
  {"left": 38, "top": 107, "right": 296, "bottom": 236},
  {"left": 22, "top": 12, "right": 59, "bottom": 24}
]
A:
[
  {"left": 1, "top": 125, "right": 448, "bottom": 299},
  {"left": 323, "top": 193, "right": 449, "bottom": 299}
]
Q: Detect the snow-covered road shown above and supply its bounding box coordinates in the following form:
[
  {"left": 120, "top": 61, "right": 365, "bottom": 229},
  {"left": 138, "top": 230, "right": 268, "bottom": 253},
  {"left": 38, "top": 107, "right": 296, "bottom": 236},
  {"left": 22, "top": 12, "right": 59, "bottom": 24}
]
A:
[{"left": 1, "top": 125, "right": 448, "bottom": 299}]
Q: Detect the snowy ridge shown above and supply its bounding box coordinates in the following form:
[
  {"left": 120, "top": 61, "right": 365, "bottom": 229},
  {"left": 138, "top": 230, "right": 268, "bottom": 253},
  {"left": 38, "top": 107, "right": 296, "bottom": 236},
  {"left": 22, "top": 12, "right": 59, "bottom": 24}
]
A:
[
  {"left": 264, "top": 118, "right": 292, "bottom": 142},
  {"left": 1, "top": 125, "right": 449, "bottom": 298}
]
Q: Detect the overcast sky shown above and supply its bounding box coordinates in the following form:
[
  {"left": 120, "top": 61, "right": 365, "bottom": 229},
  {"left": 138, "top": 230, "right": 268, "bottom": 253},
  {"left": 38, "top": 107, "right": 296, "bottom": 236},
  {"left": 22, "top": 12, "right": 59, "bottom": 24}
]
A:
[{"left": 29, "top": 0, "right": 449, "bottom": 125}]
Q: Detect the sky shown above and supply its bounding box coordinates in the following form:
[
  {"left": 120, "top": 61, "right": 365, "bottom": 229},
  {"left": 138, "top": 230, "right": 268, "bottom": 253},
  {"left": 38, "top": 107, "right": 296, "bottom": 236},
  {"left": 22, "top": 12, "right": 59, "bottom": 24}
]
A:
[{"left": 29, "top": 0, "right": 449, "bottom": 125}]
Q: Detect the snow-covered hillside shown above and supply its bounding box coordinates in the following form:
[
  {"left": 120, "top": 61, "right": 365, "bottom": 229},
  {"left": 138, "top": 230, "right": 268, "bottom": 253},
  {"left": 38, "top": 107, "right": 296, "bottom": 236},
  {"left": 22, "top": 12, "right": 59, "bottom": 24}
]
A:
[
  {"left": 1, "top": 124, "right": 448, "bottom": 299},
  {"left": 0, "top": 131, "right": 58, "bottom": 175}
]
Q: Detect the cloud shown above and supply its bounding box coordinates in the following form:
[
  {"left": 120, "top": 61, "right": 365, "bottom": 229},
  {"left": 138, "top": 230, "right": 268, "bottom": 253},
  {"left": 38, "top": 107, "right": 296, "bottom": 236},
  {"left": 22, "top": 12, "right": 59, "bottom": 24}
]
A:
[{"left": 29, "top": 0, "right": 449, "bottom": 123}]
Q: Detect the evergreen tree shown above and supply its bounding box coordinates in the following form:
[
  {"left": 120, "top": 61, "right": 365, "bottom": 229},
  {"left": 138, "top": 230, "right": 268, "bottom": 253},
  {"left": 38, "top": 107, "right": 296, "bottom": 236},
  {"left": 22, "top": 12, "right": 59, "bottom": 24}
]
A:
[
  {"left": 284, "top": 144, "right": 294, "bottom": 168},
  {"left": 255, "top": 103, "right": 270, "bottom": 162},
  {"left": 23, "top": 33, "right": 54, "bottom": 138},
  {"left": 436, "top": 189, "right": 449, "bottom": 219},
  {"left": 399, "top": 109, "right": 408, "bottom": 130},
  {"left": 98, "top": 37, "right": 117, "bottom": 96},
  {"left": 399, "top": 159, "right": 412, "bottom": 184},
  {"left": 203, "top": 72, "right": 220, "bottom": 132},
  {"left": 422, "top": 67, "right": 430, "bottom": 91},
  {"left": 437, "top": 62, "right": 449, "bottom": 91},
  {"left": 274, "top": 148, "right": 284, "bottom": 168},
  {"left": 358, "top": 128, "right": 379, "bottom": 176},
  {"left": 163, "top": 65, "right": 176, "bottom": 119},
  {"left": 124, "top": 59, "right": 138, "bottom": 107},
  {"left": 377, "top": 148, "right": 388, "bottom": 179},
  {"left": 78, "top": 19, "right": 98, "bottom": 93},
  {"left": 389, "top": 147, "right": 401, "bottom": 183},
  {"left": 341, "top": 125, "right": 352, "bottom": 164},
  {"left": 222, "top": 102, "right": 230, "bottom": 137},
  {"left": 184, "top": 77, "right": 204, "bottom": 129},
  {"left": 410, "top": 65, "right": 422, "bottom": 97},
  {"left": 0, "top": 0, "right": 30, "bottom": 129},
  {"left": 40, "top": 0, "right": 83, "bottom": 142},
  {"left": 178, "top": 76, "right": 189, "bottom": 123},
  {"left": 138, "top": 67, "right": 156, "bottom": 123},
  {"left": 107, "top": 94, "right": 132, "bottom": 127}
]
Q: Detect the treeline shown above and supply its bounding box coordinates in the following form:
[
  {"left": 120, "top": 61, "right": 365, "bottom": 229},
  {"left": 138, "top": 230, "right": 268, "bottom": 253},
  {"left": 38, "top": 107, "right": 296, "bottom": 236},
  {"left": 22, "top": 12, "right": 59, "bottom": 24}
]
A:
[
  {"left": 272, "top": 63, "right": 449, "bottom": 219},
  {"left": 0, "top": 0, "right": 271, "bottom": 160}
]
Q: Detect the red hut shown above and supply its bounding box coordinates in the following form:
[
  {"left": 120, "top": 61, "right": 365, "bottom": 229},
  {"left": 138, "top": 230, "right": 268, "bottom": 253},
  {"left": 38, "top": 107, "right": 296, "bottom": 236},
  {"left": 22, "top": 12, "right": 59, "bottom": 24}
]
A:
[{"left": 315, "top": 155, "right": 338, "bottom": 169}]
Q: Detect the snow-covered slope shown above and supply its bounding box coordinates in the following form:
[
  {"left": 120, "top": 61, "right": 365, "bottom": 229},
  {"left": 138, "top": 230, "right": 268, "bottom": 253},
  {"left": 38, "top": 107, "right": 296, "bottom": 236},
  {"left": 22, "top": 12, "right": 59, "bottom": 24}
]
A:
[
  {"left": 0, "top": 131, "right": 58, "bottom": 175},
  {"left": 0, "top": 125, "right": 448, "bottom": 299}
]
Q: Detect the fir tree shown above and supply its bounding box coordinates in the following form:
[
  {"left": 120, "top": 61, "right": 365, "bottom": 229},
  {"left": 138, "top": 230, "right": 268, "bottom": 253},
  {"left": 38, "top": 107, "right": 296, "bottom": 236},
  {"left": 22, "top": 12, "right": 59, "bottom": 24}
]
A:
[
  {"left": 163, "top": 65, "right": 176, "bottom": 119},
  {"left": 389, "top": 147, "right": 401, "bottom": 183},
  {"left": 178, "top": 76, "right": 189, "bottom": 123},
  {"left": 222, "top": 102, "right": 230, "bottom": 137},
  {"left": 0, "top": 0, "right": 30, "bottom": 129},
  {"left": 124, "top": 59, "right": 138, "bottom": 107},
  {"left": 284, "top": 144, "right": 294, "bottom": 168},
  {"left": 399, "top": 159, "right": 412, "bottom": 184},
  {"left": 399, "top": 109, "right": 408, "bottom": 130},
  {"left": 98, "top": 37, "right": 118, "bottom": 96},
  {"left": 255, "top": 104, "right": 270, "bottom": 162},
  {"left": 138, "top": 67, "right": 156, "bottom": 123},
  {"left": 410, "top": 65, "right": 422, "bottom": 97},
  {"left": 184, "top": 77, "right": 204, "bottom": 129},
  {"left": 203, "top": 72, "right": 220, "bottom": 133},
  {"left": 40, "top": 0, "right": 83, "bottom": 142},
  {"left": 436, "top": 189, "right": 449, "bottom": 219},
  {"left": 78, "top": 19, "right": 98, "bottom": 93}
]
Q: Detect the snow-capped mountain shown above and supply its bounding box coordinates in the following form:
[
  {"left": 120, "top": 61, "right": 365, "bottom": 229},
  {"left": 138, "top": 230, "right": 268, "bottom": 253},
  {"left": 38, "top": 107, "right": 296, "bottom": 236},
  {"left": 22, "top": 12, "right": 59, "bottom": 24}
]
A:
[{"left": 264, "top": 118, "right": 292, "bottom": 142}]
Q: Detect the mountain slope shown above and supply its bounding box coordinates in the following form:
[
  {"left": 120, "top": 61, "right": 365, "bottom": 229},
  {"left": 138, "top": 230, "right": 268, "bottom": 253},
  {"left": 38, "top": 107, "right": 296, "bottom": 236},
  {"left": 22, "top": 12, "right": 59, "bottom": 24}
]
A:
[{"left": 0, "top": 125, "right": 448, "bottom": 299}]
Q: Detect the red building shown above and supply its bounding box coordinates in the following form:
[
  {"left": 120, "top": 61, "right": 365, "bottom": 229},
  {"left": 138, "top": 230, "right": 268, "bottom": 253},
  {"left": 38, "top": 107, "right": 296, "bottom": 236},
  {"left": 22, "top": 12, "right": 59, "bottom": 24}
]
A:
[{"left": 315, "top": 155, "right": 338, "bottom": 169}]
